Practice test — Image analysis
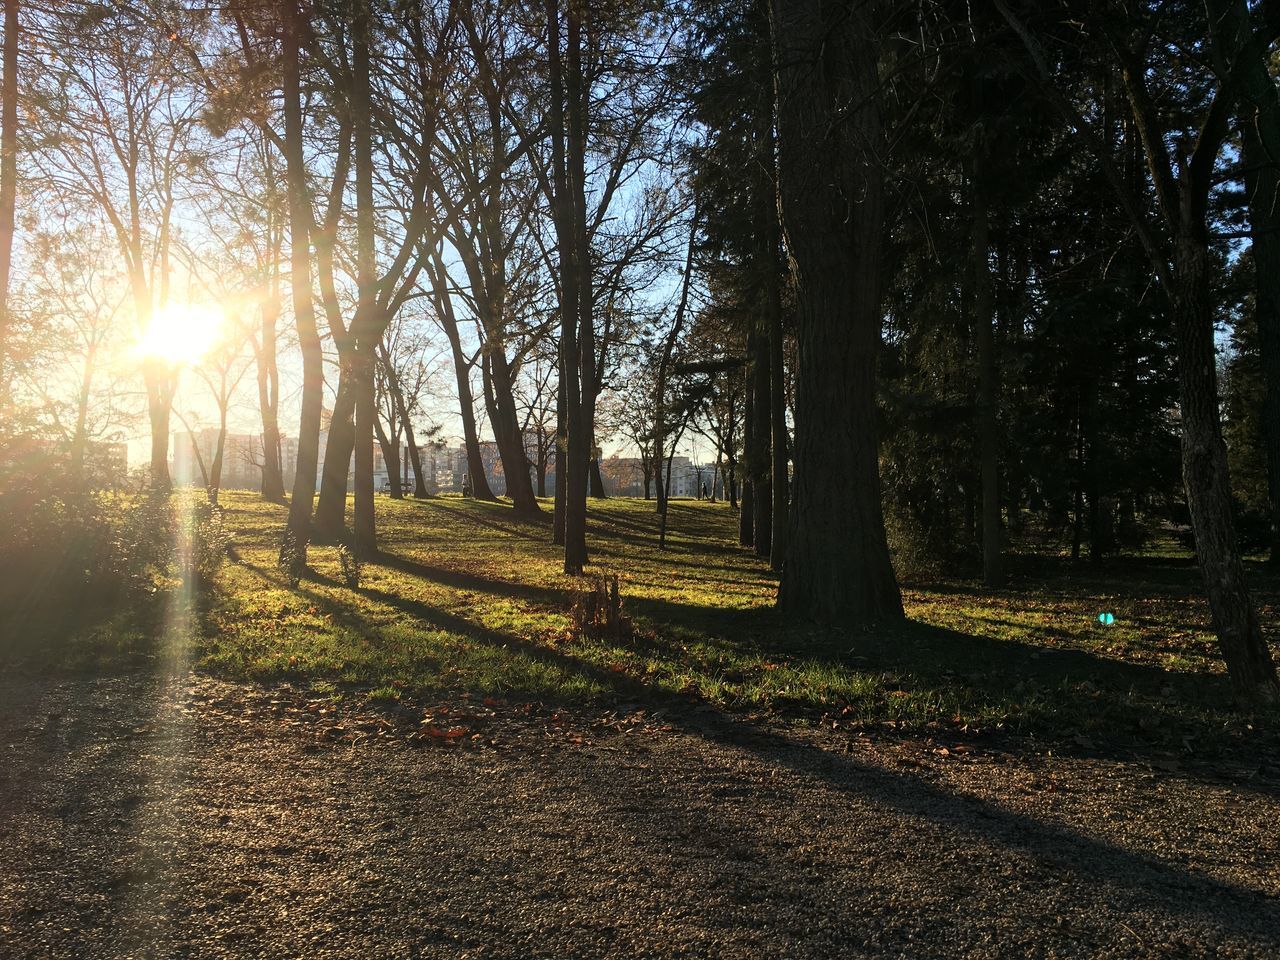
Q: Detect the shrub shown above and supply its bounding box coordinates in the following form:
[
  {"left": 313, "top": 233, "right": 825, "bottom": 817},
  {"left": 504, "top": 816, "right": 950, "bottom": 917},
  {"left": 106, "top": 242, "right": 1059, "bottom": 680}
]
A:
[
  {"left": 0, "top": 487, "right": 231, "bottom": 618},
  {"left": 337, "top": 541, "right": 363, "bottom": 589},
  {"left": 570, "top": 573, "right": 631, "bottom": 641},
  {"left": 181, "top": 495, "right": 231, "bottom": 585}
]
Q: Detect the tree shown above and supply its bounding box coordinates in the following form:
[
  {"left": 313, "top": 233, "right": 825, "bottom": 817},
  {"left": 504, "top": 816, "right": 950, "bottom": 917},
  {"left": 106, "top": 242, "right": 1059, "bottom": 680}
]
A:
[
  {"left": 771, "top": 0, "right": 903, "bottom": 623},
  {"left": 0, "top": 0, "right": 18, "bottom": 399},
  {"left": 997, "top": 0, "right": 1277, "bottom": 704},
  {"left": 279, "top": 0, "right": 325, "bottom": 573}
]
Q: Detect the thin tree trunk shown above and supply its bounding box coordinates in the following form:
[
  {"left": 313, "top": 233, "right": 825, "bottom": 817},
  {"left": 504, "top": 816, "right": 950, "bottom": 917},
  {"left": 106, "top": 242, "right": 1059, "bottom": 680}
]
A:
[
  {"left": 257, "top": 287, "right": 286, "bottom": 501},
  {"left": 487, "top": 345, "right": 541, "bottom": 513},
  {"left": 751, "top": 331, "right": 772, "bottom": 558},
  {"left": 351, "top": 0, "right": 377, "bottom": 558},
  {"left": 972, "top": 151, "right": 1003, "bottom": 586},
  {"left": 772, "top": 0, "right": 902, "bottom": 623},
  {"left": 0, "top": 0, "right": 17, "bottom": 396},
  {"left": 209, "top": 401, "right": 228, "bottom": 506},
  {"left": 431, "top": 261, "right": 496, "bottom": 502},
  {"left": 373, "top": 413, "right": 401, "bottom": 499},
  {"left": 279, "top": 0, "right": 323, "bottom": 571},
  {"left": 739, "top": 363, "right": 755, "bottom": 547},
  {"left": 380, "top": 344, "right": 428, "bottom": 498},
  {"left": 768, "top": 278, "right": 788, "bottom": 571}
]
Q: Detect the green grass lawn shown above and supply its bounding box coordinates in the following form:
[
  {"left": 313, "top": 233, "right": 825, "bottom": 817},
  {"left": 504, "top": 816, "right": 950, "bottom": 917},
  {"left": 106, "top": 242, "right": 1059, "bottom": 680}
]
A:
[{"left": 5, "top": 490, "right": 1278, "bottom": 757}]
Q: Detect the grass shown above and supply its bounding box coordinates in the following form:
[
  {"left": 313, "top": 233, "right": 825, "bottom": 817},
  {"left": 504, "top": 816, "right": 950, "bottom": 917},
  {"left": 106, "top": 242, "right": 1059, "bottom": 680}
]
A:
[{"left": 5, "top": 489, "right": 1278, "bottom": 760}]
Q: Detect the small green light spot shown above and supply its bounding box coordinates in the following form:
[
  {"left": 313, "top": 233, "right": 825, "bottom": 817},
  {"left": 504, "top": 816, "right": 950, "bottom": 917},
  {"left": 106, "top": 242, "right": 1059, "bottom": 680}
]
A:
[{"left": 1098, "top": 612, "right": 1115, "bottom": 626}]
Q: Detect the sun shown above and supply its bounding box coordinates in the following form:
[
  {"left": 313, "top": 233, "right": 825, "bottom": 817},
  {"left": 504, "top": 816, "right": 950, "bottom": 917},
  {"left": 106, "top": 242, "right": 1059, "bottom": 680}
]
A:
[{"left": 136, "top": 302, "right": 224, "bottom": 366}]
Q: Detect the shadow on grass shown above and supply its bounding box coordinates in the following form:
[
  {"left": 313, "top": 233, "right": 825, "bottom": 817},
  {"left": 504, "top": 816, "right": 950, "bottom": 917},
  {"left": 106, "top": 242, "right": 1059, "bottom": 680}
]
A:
[{"left": 218, "top": 548, "right": 1278, "bottom": 794}]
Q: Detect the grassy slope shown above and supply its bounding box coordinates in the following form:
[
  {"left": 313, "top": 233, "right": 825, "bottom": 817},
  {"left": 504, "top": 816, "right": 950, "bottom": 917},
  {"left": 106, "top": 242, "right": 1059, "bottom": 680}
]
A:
[{"left": 7, "top": 490, "right": 1279, "bottom": 755}]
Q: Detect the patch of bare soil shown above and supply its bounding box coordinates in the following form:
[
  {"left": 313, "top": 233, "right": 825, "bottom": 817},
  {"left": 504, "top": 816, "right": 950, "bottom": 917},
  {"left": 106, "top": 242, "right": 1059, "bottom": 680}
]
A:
[{"left": 1, "top": 673, "right": 1277, "bottom": 959}]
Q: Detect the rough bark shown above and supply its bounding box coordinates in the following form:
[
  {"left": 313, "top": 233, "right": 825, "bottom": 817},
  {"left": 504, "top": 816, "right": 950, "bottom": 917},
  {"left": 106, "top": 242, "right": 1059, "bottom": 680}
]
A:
[{"left": 771, "top": 0, "right": 903, "bottom": 624}]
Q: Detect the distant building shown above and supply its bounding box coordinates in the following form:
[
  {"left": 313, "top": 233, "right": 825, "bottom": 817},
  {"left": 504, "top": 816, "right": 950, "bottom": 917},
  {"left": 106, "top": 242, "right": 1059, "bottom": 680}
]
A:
[
  {"left": 600, "top": 456, "right": 648, "bottom": 497},
  {"left": 172, "top": 429, "right": 298, "bottom": 492}
]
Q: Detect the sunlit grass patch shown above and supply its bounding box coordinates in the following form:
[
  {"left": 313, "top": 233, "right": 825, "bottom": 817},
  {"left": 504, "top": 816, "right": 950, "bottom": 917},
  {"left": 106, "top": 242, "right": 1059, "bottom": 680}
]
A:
[{"left": 9, "top": 489, "right": 1277, "bottom": 753}]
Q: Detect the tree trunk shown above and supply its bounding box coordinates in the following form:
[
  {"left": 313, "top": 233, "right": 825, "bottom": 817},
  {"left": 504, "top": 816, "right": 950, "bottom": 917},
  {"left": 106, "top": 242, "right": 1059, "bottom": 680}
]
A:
[
  {"left": 0, "top": 0, "right": 17, "bottom": 395},
  {"left": 257, "top": 289, "right": 286, "bottom": 502},
  {"left": 432, "top": 265, "right": 496, "bottom": 502},
  {"left": 972, "top": 152, "right": 1003, "bottom": 586},
  {"left": 548, "top": 0, "right": 587, "bottom": 570},
  {"left": 1243, "top": 123, "right": 1280, "bottom": 566},
  {"left": 145, "top": 367, "right": 175, "bottom": 492},
  {"left": 751, "top": 332, "right": 772, "bottom": 559},
  {"left": 486, "top": 345, "right": 541, "bottom": 514},
  {"left": 279, "top": 0, "right": 323, "bottom": 572},
  {"left": 739, "top": 364, "right": 755, "bottom": 547},
  {"left": 373, "top": 413, "right": 401, "bottom": 499},
  {"left": 351, "top": 0, "right": 377, "bottom": 558},
  {"left": 1173, "top": 234, "right": 1278, "bottom": 702},
  {"left": 315, "top": 373, "right": 355, "bottom": 540},
  {"left": 772, "top": 0, "right": 903, "bottom": 624},
  {"left": 209, "top": 405, "right": 228, "bottom": 506},
  {"left": 1233, "top": 32, "right": 1280, "bottom": 565},
  {"left": 768, "top": 280, "right": 788, "bottom": 572}
]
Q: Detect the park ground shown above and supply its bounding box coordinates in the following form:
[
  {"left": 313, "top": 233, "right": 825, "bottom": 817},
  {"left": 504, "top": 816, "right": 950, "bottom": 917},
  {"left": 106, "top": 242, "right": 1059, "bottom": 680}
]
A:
[{"left": 1, "top": 493, "right": 1279, "bottom": 957}]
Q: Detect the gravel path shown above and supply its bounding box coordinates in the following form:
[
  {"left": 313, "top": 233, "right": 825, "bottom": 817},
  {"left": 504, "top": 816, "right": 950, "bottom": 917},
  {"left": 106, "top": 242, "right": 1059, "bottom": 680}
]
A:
[{"left": 1, "top": 673, "right": 1277, "bottom": 959}]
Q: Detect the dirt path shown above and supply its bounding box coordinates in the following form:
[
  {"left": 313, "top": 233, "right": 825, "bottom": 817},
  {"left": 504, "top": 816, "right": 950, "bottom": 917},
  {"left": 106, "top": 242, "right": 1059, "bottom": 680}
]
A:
[{"left": 0, "top": 673, "right": 1277, "bottom": 959}]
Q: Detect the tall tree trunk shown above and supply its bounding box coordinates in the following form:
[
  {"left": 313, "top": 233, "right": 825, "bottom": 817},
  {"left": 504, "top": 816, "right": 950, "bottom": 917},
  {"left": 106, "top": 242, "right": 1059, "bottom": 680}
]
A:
[
  {"left": 739, "top": 363, "right": 755, "bottom": 547},
  {"left": 751, "top": 331, "right": 772, "bottom": 559},
  {"left": 279, "top": 0, "right": 323, "bottom": 572},
  {"left": 549, "top": 0, "right": 587, "bottom": 571},
  {"left": 315, "top": 373, "right": 355, "bottom": 539},
  {"left": 1174, "top": 235, "right": 1278, "bottom": 701},
  {"left": 487, "top": 345, "right": 541, "bottom": 514},
  {"left": 144, "top": 367, "right": 175, "bottom": 492},
  {"left": 209, "top": 402, "right": 228, "bottom": 506},
  {"left": 372, "top": 414, "right": 401, "bottom": 499},
  {"left": 1231, "top": 21, "right": 1280, "bottom": 565},
  {"left": 431, "top": 262, "right": 496, "bottom": 502},
  {"left": 1242, "top": 122, "right": 1280, "bottom": 566},
  {"left": 768, "top": 274, "right": 788, "bottom": 572},
  {"left": 0, "top": 0, "right": 16, "bottom": 397},
  {"left": 972, "top": 151, "right": 1003, "bottom": 586},
  {"left": 772, "top": 0, "right": 903, "bottom": 623},
  {"left": 351, "top": 0, "right": 377, "bottom": 558},
  {"left": 377, "top": 341, "right": 428, "bottom": 498},
  {"left": 257, "top": 288, "right": 286, "bottom": 502},
  {"left": 653, "top": 209, "right": 699, "bottom": 521}
]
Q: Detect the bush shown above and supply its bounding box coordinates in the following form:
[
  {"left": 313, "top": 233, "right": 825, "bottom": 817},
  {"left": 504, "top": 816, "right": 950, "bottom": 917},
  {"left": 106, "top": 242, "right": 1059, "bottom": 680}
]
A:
[
  {"left": 0, "top": 487, "right": 230, "bottom": 617},
  {"left": 570, "top": 573, "right": 631, "bottom": 641},
  {"left": 180, "top": 495, "right": 231, "bottom": 585},
  {"left": 337, "top": 541, "right": 363, "bottom": 589},
  {"left": 883, "top": 506, "right": 972, "bottom": 582}
]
